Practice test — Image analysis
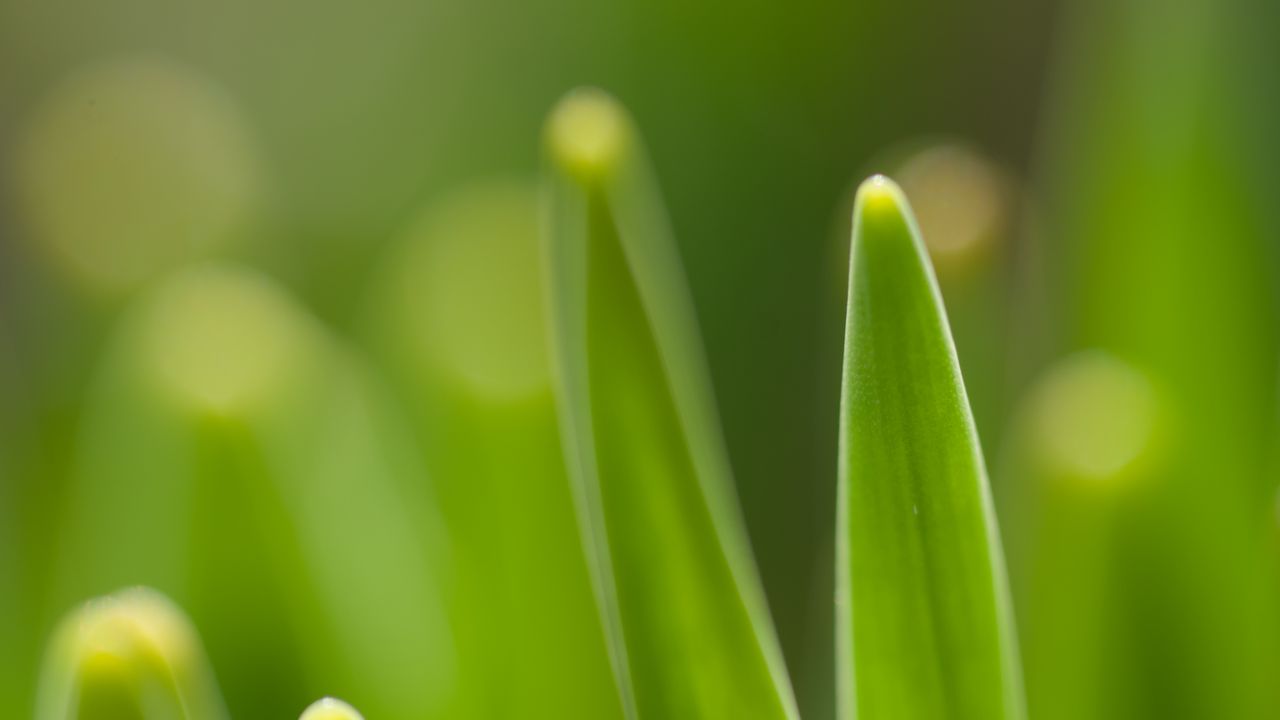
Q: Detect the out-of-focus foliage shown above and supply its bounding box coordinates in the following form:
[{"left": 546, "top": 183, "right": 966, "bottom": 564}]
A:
[
  {"left": 1015, "top": 0, "right": 1280, "bottom": 716},
  {"left": 54, "top": 265, "right": 454, "bottom": 720},
  {"left": 2, "top": 0, "right": 1278, "bottom": 717},
  {"left": 35, "top": 588, "right": 229, "bottom": 720},
  {"left": 366, "top": 180, "right": 621, "bottom": 719}
]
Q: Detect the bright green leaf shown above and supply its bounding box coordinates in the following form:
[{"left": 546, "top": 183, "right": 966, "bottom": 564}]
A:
[
  {"left": 836, "top": 176, "right": 1023, "bottom": 720},
  {"left": 542, "top": 87, "right": 798, "bottom": 720}
]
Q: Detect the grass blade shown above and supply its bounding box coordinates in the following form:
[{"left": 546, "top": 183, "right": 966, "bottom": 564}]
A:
[
  {"left": 542, "top": 88, "right": 798, "bottom": 720},
  {"left": 836, "top": 176, "right": 1022, "bottom": 720},
  {"left": 35, "top": 588, "right": 229, "bottom": 720}
]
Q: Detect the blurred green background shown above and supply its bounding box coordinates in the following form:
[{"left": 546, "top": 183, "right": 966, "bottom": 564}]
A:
[{"left": 1, "top": 0, "right": 1277, "bottom": 717}]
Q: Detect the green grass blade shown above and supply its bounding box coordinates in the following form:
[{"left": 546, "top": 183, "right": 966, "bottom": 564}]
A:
[
  {"left": 35, "top": 588, "right": 229, "bottom": 720},
  {"left": 836, "top": 176, "right": 1023, "bottom": 720},
  {"left": 542, "top": 87, "right": 798, "bottom": 720}
]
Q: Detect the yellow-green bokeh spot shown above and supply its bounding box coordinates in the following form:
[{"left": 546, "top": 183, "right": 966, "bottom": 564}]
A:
[
  {"left": 379, "top": 180, "right": 550, "bottom": 402},
  {"left": 1028, "top": 351, "right": 1161, "bottom": 487},
  {"left": 545, "top": 89, "right": 631, "bottom": 182},
  {"left": 1009, "top": 351, "right": 1163, "bottom": 720},
  {"left": 12, "top": 55, "right": 260, "bottom": 294},
  {"left": 136, "top": 264, "right": 316, "bottom": 419}
]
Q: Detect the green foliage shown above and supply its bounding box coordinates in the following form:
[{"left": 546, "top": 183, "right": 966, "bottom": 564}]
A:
[
  {"left": 55, "top": 265, "right": 453, "bottom": 720},
  {"left": 367, "top": 180, "right": 621, "bottom": 719},
  {"left": 1029, "top": 0, "right": 1280, "bottom": 716},
  {"left": 7, "top": 1, "right": 1279, "bottom": 713}
]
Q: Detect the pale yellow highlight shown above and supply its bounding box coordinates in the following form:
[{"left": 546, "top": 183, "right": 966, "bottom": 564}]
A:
[
  {"left": 14, "top": 55, "right": 259, "bottom": 293},
  {"left": 546, "top": 88, "right": 629, "bottom": 180},
  {"left": 854, "top": 174, "right": 907, "bottom": 219},
  {"left": 896, "top": 143, "right": 1009, "bottom": 277},
  {"left": 388, "top": 181, "right": 549, "bottom": 401},
  {"left": 139, "top": 265, "right": 313, "bottom": 418},
  {"left": 1030, "top": 351, "right": 1157, "bottom": 484}
]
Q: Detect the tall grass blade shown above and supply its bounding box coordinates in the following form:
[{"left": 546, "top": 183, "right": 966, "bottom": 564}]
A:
[
  {"left": 542, "top": 88, "right": 798, "bottom": 720},
  {"left": 836, "top": 176, "right": 1022, "bottom": 720}
]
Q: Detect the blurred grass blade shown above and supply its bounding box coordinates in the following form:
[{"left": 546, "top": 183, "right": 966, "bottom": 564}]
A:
[
  {"left": 1002, "top": 351, "right": 1162, "bottom": 720},
  {"left": 1034, "top": 0, "right": 1280, "bottom": 715},
  {"left": 57, "top": 264, "right": 454, "bottom": 720},
  {"left": 35, "top": 588, "right": 229, "bottom": 720},
  {"left": 300, "top": 698, "right": 365, "bottom": 720},
  {"left": 367, "top": 180, "right": 621, "bottom": 719},
  {"left": 542, "top": 88, "right": 798, "bottom": 719},
  {"left": 836, "top": 176, "right": 1023, "bottom": 720}
]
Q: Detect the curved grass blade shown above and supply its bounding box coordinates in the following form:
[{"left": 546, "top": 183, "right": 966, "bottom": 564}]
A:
[
  {"left": 542, "top": 87, "right": 798, "bottom": 720},
  {"left": 34, "top": 588, "right": 229, "bottom": 720},
  {"left": 836, "top": 176, "right": 1023, "bottom": 720}
]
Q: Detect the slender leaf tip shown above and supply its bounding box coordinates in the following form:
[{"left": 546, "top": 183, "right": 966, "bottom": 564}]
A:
[
  {"left": 853, "top": 174, "right": 912, "bottom": 230},
  {"left": 546, "top": 87, "right": 630, "bottom": 181},
  {"left": 839, "top": 171, "right": 1025, "bottom": 719},
  {"left": 299, "top": 698, "right": 365, "bottom": 720}
]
